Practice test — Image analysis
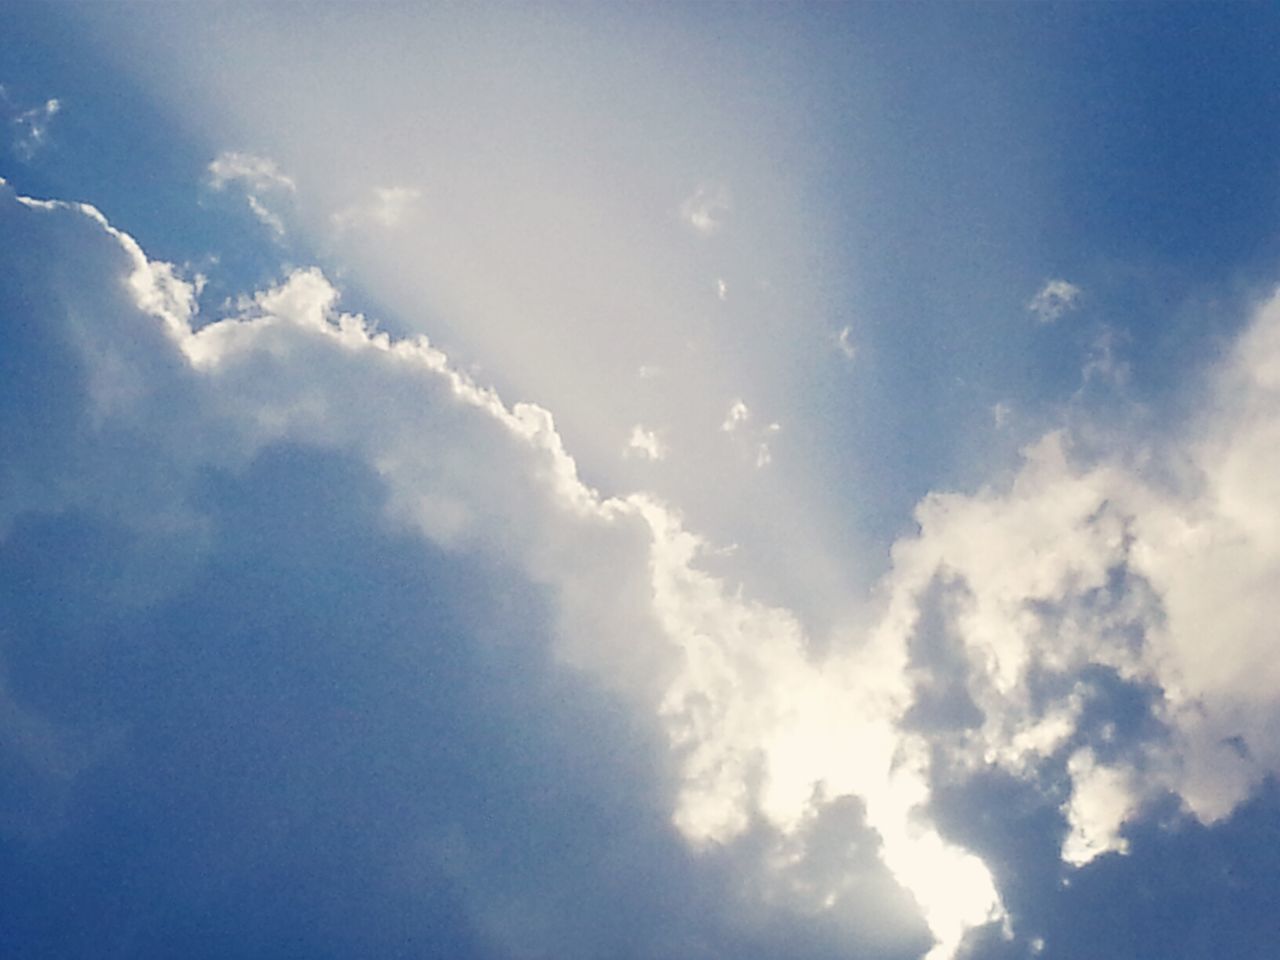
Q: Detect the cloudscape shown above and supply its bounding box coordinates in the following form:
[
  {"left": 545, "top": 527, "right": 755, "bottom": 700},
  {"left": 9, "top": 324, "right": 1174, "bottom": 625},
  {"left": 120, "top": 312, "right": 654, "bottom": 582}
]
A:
[{"left": 3, "top": 5, "right": 1280, "bottom": 960}]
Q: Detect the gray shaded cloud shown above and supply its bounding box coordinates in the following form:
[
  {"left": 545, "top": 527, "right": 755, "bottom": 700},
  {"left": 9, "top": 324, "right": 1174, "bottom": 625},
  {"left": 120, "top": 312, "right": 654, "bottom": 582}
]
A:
[
  {"left": 9, "top": 173, "right": 1280, "bottom": 960},
  {"left": 0, "top": 180, "right": 924, "bottom": 960}
]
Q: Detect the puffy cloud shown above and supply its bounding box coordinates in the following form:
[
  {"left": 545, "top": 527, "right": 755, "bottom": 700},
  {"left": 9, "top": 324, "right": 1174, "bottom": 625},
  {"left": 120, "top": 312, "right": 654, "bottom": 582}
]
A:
[
  {"left": 1027, "top": 279, "right": 1081, "bottom": 324},
  {"left": 873, "top": 283, "right": 1280, "bottom": 873},
  {"left": 11, "top": 175, "right": 1280, "bottom": 960},
  {"left": 1061, "top": 748, "right": 1140, "bottom": 866},
  {"left": 0, "top": 181, "right": 927, "bottom": 959}
]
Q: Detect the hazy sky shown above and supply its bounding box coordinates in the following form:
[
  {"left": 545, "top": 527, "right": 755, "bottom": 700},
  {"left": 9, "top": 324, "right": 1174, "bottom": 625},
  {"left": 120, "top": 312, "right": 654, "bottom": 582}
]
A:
[{"left": 4, "top": 5, "right": 1280, "bottom": 960}]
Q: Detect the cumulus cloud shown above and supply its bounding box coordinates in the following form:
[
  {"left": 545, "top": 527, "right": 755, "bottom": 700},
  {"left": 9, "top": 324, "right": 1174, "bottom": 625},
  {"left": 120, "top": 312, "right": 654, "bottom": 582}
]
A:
[
  {"left": 872, "top": 284, "right": 1280, "bottom": 870},
  {"left": 1027, "top": 279, "right": 1081, "bottom": 324},
  {"left": 206, "top": 150, "right": 297, "bottom": 237},
  {"left": 11, "top": 178, "right": 1280, "bottom": 960},
  {"left": 0, "top": 182, "right": 924, "bottom": 958}
]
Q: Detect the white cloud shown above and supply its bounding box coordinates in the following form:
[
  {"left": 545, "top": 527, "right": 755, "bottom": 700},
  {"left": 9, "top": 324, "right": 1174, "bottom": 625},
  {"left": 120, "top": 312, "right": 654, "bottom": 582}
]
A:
[
  {"left": 2, "top": 182, "right": 986, "bottom": 959},
  {"left": 1027, "top": 278, "right": 1081, "bottom": 324},
  {"left": 625, "top": 424, "right": 665, "bottom": 461},
  {"left": 721, "top": 398, "right": 750, "bottom": 432},
  {"left": 206, "top": 150, "right": 296, "bottom": 237},
  {"left": 207, "top": 150, "right": 297, "bottom": 193},
  {"left": 680, "top": 182, "right": 731, "bottom": 236},
  {"left": 869, "top": 285, "right": 1280, "bottom": 867},
  {"left": 721, "top": 401, "right": 780, "bottom": 468},
  {"left": 1060, "top": 749, "right": 1138, "bottom": 866},
  {"left": 18, "top": 179, "right": 1280, "bottom": 960},
  {"left": 756, "top": 423, "right": 781, "bottom": 470},
  {"left": 836, "top": 325, "right": 857, "bottom": 361},
  {"left": 3, "top": 89, "right": 60, "bottom": 159},
  {"left": 716, "top": 277, "right": 728, "bottom": 301},
  {"left": 244, "top": 194, "right": 286, "bottom": 237}
]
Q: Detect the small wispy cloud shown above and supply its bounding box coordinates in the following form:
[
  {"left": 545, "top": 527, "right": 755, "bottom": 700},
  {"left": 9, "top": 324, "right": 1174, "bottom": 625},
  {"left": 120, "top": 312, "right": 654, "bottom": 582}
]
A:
[
  {"left": 207, "top": 151, "right": 296, "bottom": 238},
  {"left": 757, "top": 422, "right": 781, "bottom": 469},
  {"left": 1081, "top": 327, "right": 1130, "bottom": 388},
  {"left": 1027, "top": 279, "right": 1081, "bottom": 324},
  {"left": 835, "top": 325, "right": 857, "bottom": 361},
  {"left": 680, "top": 182, "right": 731, "bottom": 236},
  {"left": 2, "top": 86, "right": 60, "bottom": 159},
  {"left": 754, "top": 442, "right": 773, "bottom": 468},
  {"left": 721, "top": 398, "right": 750, "bottom": 432},
  {"left": 244, "top": 195, "right": 286, "bottom": 238},
  {"left": 207, "top": 151, "right": 296, "bottom": 194},
  {"left": 721, "top": 399, "right": 779, "bottom": 468}
]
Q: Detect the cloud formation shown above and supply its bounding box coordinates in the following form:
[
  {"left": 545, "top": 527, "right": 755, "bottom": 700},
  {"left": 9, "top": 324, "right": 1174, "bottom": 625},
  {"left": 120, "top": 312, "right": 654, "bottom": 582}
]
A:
[
  {"left": 680, "top": 182, "right": 731, "bottom": 236},
  {"left": 626, "top": 425, "right": 666, "bottom": 461},
  {"left": 1, "top": 86, "right": 60, "bottom": 159},
  {"left": 1027, "top": 279, "right": 1081, "bottom": 324},
  {"left": 7, "top": 176, "right": 1280, "bottom": 960},
  {"left": 206, "top": 150, "right": 297, "bottom": 237},
  {"left": 836, "top": 325, "right": 857, "bottom": 361},
  {"left": 0, "top": 180, "right": 929, "bottom": 958},
  {"left": 875, "top": 288, "right": 1280, "bottom": 869}
]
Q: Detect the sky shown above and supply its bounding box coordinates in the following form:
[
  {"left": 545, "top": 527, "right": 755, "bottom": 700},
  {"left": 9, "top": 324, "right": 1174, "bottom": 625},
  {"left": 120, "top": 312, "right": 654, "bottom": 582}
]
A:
[{"left": 3, "top": 4, "right": 1280, "bottom": 959}]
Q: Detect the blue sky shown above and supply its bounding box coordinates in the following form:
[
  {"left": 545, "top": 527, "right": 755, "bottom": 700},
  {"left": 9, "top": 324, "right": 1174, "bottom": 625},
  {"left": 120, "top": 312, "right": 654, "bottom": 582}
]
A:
[{"left": 4, "top": 4, "right": 1280, "bottom": 959}]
